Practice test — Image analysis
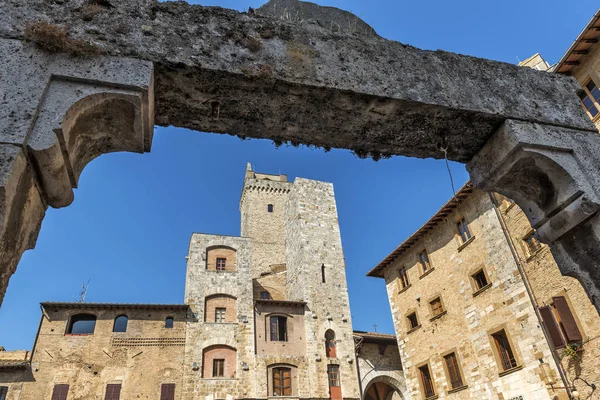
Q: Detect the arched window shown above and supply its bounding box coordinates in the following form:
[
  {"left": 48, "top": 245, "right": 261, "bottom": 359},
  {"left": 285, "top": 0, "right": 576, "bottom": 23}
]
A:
[
  {"left": 202, "top": 345, "right": 237, "bottom": 378},
  {"left": 113, "top": 315, "right": 128, "bottom": 333},
  {"left": 268, "top": 204, "right": 274, "bottom": 212},
  {"left": 165, "top": 317, "right": 174, "bottom": 329},
  {"left": 206, "top": 246, "right": 237, "bottom": 272},
  {"left": 67, "top": 314, "right": 96, "bottom": 335},
  {"left": 260, "top": 291, "right": 271, "bottom": 300},
  {"left": 205, "top": 294, "right": 237, "bottom": 323},
  {"left": 273, "top": 367, "right": 292, "bottom": 396},
  {"left": 325, "top": 330, "right": 336, "bottom": 358}
]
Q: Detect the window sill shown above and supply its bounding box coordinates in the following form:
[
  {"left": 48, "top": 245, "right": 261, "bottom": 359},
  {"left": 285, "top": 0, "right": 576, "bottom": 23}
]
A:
[
  {"left": 65, "top": 333, "right": 93, "bottom": 336},
  {"left": 472, "top": 283, "right": 492, "bottom": 298},
  {"left": 424, "top": 395, "right": 438, "bottom": 400},
  {"left": 206, "top": 270, "right": 237, "bottom": 273},
  {"left": 429, "top": 310, "right": 447, "bottom": 322},
  {"left": 201, "top": 378, "right": 237, "bottom": 381},
  {"left": 525, "top": 249, "right": 543, "bottom": 262},
  {"left": 447, "top": 385, "right": 468, "bottom": 394},
  {"left": 504, "top": 202, "right": 516, "bottom": 213},
  {"left": 419, "top": 268, "right": 435, "bottom": 280},
  {"left": 398, "top": 284, "right": 412, "bottom": 294},
  {"left": 457, "top": 236, "right": 475, "bottom": 252},
  {"left": 498, "top": 365, "right": 523, "bottom": 377},
  {"left": 406, "top": 325, "right": 422, "bottom": 335}
]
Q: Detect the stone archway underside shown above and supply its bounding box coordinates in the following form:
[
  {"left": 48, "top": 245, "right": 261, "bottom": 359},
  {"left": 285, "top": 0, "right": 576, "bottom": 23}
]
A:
[{"left": 2, "top": 0, "right": 600, "bottom": 309}]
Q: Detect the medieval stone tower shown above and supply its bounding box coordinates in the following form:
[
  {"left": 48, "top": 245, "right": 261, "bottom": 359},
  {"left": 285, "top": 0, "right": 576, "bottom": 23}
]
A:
[{"left": 183, "top": 164, "right": 360, "bottom": 400}]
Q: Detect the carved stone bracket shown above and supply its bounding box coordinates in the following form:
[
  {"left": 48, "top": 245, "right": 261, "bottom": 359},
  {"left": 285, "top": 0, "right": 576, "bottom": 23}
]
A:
[{"left": 468, "top": 119, "right": 600, "bottom": 310}]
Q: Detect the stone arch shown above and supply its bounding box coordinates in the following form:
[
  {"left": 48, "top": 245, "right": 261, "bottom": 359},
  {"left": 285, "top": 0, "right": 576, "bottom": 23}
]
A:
[
  {"left": 202, "top": 345, "right": 237, "bottom": 378},
  {"left": 200, "top": 337, "right": 238, "bottom": 350},
  {"left": 204, "top": 294, "right": 237, "bottom": 323},
  {"left": 361, "top": 372, "right": 408, "bottom": 400},
  {"left": 205, "top": 245, "right": 237, "bottom": 271}
]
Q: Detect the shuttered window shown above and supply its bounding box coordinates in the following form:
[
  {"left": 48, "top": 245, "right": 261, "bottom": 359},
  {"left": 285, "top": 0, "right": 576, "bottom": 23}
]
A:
[
  {"left": 160, "top": 384, "right": 175, "bottom": 400},
  {"left": 444, "top": 353, "right": 464, "bottom": 389},
  {"left": 327, "top": 365, "right": 340, "bottom": 387},
  {"left": 539, "top": 306, "right": 566, "bottom": 349},
  {"left": 0, "top": 386, "right": 8, "bottom": 400},
  {"left": 51, "top": 384, "right": 69, "bottom": 400},
  {"left": 418, "top": 250, "right": 431, "bottom": 273},
  {"left": 273, "top": 367, "right": 292, "bottom": 396},
  {"left": 104, "top": 384, "right": 121, "bottom": 400},
  {"left": 456, "top": 217, "right": 472, "bottom": 243},
  {"left": 553, "top": 296, "right": 583, "bottom": 343},
  {"left": 492, "top": 330, "right": 518, "bottom": 371},
  {"left": 213, "top": 359, "right": 225, "bottom": 377},
  {"left": 579, "top": 79, "right": 600, "bottom": 119},
  {"left": 430, "top": 297, "right": 444, "bottom": 317},
  {"left": 418, "top": 364, "right": 435, "bottom": 398},
  {"left": 398, "top": 267, "right": 409, "bottom": 289}
]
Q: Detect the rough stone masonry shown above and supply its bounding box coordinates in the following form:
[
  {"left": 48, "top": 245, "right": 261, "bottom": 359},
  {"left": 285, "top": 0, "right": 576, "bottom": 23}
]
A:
[{"left": 2, "top": 0, "right": 600, "bottom": 314}]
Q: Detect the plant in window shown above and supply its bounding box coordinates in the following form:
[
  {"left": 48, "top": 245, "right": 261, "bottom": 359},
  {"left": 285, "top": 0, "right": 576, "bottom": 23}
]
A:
[{"left": 562, "top": 343, "right": 581, "bottom": 361}]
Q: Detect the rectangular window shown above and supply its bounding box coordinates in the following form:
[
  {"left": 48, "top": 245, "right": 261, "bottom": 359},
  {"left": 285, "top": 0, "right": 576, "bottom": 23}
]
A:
[
  {"left": 398, "top": 267, "right": 409, "bottom": 289},
  {"left": 213, "top": 359, "right": 225, "bottom": 377},
  {"left": 579, "top": 79, "right": 600, "bottom": 119},
  {"left": 216, "top": 258, "right": 227, "bottom": 271},
  {"left": 418, "top": 250, "right": 431, "bottom": 274},
  {"left": 418, "top": 364, "right": 436, "bottom": 399},
  {"left": 456, "top": 217, "right": 472, "bottom": 243},
  {"left": 552, "top": 296, "right": 583, "bottom": 344},
  {"left": 104, "top": 384, "right": 122, "bottom": 400},
  {"left": 524, "top": 231, "right": 542, "bottom": 256},
  {"left": 215, "top": 308, "right": 226, "bottom": 323},
  {"left": 429, "top": 297, "right": 444, "bottom": 317},
  {"left": 51, "top": 384, "right": 69, "bottom": 400},
  {"left": 273, "top": 367, "right": 292, "bottom": 396},
  {"left": 260, "top": 291, "right": 271, "bottom": 300},
  {"left": 327, "top": 365, "right": 341, "bottom": 387},
  {"left": 491, "top": 330, "right": 518, "bottom": 371},
  {"left": 0, "top": 386, "right": 7, "bottom": 400},
  {"left": 270, "top": 316, "right": 288, "bottom": 341},
  {"left": 407, "top": 312, "right": 419, "bottom": 330},
  {"left": 444, "top": 353, "right": 464, "bottom": 390},
  {"left": 539, "top": 305, "right": 566, "bottom": 349},
  {"left": 472, "top": 269, "right": 489, "bottom": 291},
  {"left": 160, "top": 383, "right": 175, "bottom": 400}
]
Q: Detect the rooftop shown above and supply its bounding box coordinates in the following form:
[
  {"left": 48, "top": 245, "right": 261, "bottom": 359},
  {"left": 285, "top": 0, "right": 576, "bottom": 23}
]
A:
[
  {"left": 353, "top": 330, "right": 397, "bottom": 343},
  {"left": 555, "top": 9, "right": 600, "bottom": 75},
  {"left": 367, "top": 182, "right": 474, "bottom": 278},
  {"left": 41, "top": 302, "right": 189, "bottom": 311}
]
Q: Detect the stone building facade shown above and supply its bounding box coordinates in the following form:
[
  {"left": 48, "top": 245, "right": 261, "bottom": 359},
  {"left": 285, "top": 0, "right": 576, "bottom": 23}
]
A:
[
  {"left": 0, "top": 165, "right": 405, "bottom": 400},
  {"left": 368, "top": 185, "right": 570, "bottom": 400}
]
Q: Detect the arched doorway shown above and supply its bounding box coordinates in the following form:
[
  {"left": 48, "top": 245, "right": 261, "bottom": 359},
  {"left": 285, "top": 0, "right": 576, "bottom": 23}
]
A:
[{"left": 363, "top": 377, "right": 405, "bottom": 400}]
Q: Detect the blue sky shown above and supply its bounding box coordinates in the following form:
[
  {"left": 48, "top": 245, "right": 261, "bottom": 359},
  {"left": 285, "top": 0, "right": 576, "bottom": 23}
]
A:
[{"left": 1, "top": 1, "right": 597, "bottom": 350}]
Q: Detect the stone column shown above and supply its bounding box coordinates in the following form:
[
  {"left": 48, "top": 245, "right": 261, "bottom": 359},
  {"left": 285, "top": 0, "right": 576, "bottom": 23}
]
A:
[
  {"left": 0, "top": 39, "right": 154, "bottom": 305},
  {"left": 467, "top": 119, "right": 600, "bottom": 312}
]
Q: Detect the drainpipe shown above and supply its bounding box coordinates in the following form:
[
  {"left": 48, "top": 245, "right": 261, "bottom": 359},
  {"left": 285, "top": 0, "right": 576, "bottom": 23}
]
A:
[{"left": 488, "top": 192, "right": 573, "bottom": 399}]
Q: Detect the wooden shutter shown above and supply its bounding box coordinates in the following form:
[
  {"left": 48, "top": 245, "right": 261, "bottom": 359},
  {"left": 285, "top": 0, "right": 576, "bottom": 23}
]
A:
[
  {"left": 104, "top": 384, "right": 121, "bottom": 400},
  {"left": 160, "top": 384, "right": 175, "bottom": 400},
  {"left": 282, "top": 368, "right": 292, "bottom": 396},
  {"left": 444, "top": 353, "right": 463, "bottom": 389},
  {"left": 539, "top": 306, "right": 566, "bottom": 349},
  {"left": 51, "top": 384, "right": 69, "bottom": 400},
  {"left": 273, "top": 368, "right": 282, "bottom": 396},
  {"left": 553, "top": 296, "right": 583, "bottom": 343}
]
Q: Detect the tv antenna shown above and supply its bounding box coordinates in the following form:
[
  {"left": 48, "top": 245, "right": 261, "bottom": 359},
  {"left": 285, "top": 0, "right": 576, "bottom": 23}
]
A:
[{"left": 74, "top": 279, "right": 91, "bottom": 303}]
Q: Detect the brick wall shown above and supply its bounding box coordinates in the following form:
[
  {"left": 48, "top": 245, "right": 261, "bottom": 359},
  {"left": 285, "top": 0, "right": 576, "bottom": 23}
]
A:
[
  {"left": 202, "top": 345, "right": 237, "bottom": 378},
  {"left": 205, "top": 295, "right": 237, "bottom": 323},
  {"left": 206, "top": 247, "right": 237, "bottom": 271}
]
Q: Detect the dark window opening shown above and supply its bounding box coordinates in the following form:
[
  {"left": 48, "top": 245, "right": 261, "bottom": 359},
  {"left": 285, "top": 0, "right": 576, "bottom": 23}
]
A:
[
  {"left": 273, "top": 367, "right": 292, "bottom": 396},
  {"left": 213, "top": 359, "right": 225, "bottom": 377},
  {"left": 407, "top": 312, "right": 419, "bottom": 330},
  {"left": 492, "top": 330, "right": 518, "bottom": 371},
  {"left": 321, "top": 264, "right": 326, "bottom": 283},
  {"left": 165, "top": 317, "right": 174, "bottom": 329},
  {"left": 104, "top": 383, "right": 122, "bottom": 400},
  {"left": 160, "top": 383, "right": 175, "bottom": 400},
  {"left": 418, "top": 364, "right": 435, "bottom": 399},
  {"left": 472, "top": 269, "right": 489, "bottom": 290},
  {"left": 456, "top": 217, "right": 472, "bottom": 243},
  {"left": 270, "top": 316, "right": 288, "bottom": 341},
  {"left": 260, "top": 291, "right": 271, "bottom": 300},
  {"left": 325, "top": 330, "right": 336, "bottom": 358},
  {"left": 268, "top": 204, "right": 274, "bottom": 213},
  {"left": 67, "top": 314, "right": 96, "bottom": 335},
  {"left": 0, "top": 386, "right": 7, "bottom": 400},
  {"left": 51, "top": 384, "right": 69, "bottom": 400},
  {"left": 398, "top": 267, "right": 409, "bottom": 288},
  {"left": 444, "top": 353, "right": 464, "bottom": 389},
  {"left": 215, "top": 308, "right": 226, "bottom": 323},
  {"left": 327, "top": 365, "right": 340, "bottom": 387},
  {"left": 113, "top": 315, "right": 128, "bottom": 333},
  {"left": 418, "top": 250, "right": 431, "bottom": 273},
  {"left": 430, "top": 297, "right": 444, "bottom": 317},
  {"left": 579, "top": 79, "right": 600, "bottom": 118},
  {"left": 216, "top": 258, "right": 227, "bottom": 271}
]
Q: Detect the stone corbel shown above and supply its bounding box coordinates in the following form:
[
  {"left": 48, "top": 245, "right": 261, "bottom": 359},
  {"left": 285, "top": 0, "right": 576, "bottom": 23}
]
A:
[{"left": 27, "top": 72, "right": 154, "bottom": 208}]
